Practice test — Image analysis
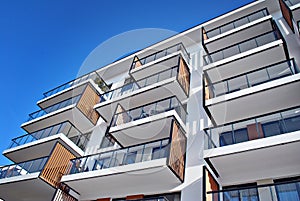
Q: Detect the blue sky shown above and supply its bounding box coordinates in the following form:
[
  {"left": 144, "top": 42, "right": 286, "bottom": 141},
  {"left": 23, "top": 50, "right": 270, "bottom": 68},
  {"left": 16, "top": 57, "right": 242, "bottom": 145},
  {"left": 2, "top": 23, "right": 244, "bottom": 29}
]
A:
[{"left": 0, "top": 0, "right": 253, "bottom": 166}]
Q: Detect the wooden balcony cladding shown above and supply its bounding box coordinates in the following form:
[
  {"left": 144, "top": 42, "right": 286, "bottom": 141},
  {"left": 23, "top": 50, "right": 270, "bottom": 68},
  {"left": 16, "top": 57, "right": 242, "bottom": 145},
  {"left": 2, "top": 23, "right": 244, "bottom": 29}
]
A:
[
  {"left": 203, "top": 166, "right": 219, "bottom": 201},
  {"left": 202, "top": 27, "right": 208, "bottom": 41},
  {"left": 77, "top": 84, "right": 100, "bottom": 125},
  {"left": 52, "top": 189, "right": 77, "bottom": 201},
  {"left": 178, "top": 57, "right": 190, "bottom": 96},
  {"left": 204, "top": 76, "right": 213, "bottom": 101},
  {"left": 40, "top": 143, "right": 76, "bottom": 188},
  {"left": 168, "top": 120, "right": 186, "bottom": 182},
  {"left": 279, "top": 0, "right": 295, "bottom": 33},
  {"left": 114, "top": 104, "right": 130, "bottom": 126},
  {"left": 132, "top": 56, "right": 143, "bottom": 70}
]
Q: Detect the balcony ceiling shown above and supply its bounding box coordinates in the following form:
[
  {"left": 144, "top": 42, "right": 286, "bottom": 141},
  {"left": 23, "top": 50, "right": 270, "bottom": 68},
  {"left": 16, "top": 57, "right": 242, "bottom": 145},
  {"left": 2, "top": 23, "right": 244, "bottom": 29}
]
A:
[
  {"left": 61, "top": 159, "right": 181, "bottom": 200},
  {"left": 0, "top": 176, "right": 55, "bottom": 201}
]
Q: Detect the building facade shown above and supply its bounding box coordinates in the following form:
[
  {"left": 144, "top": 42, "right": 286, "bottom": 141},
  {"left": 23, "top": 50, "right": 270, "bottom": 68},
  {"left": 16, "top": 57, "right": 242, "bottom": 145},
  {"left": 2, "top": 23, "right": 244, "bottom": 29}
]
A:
[{"left": 0, "top": 0, "right": 300, "bottom": 200}]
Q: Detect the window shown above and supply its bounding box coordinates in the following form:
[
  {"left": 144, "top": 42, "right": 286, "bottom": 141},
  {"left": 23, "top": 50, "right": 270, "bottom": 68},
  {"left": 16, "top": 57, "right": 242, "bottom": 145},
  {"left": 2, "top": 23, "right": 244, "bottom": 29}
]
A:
[
  {"left": 234, "top": 128, "right": 248, "bottom": 144},
  {"left": 152, "top": 146, "right": 167, "bottom": 160},
  {"left": 262, "top": 120, "right": 283, "bottom": 137},
  {"left": 123, "top": 151, "right": 137, "bottom": 165},
  {"left": 220, "top": 131, "right": 234, "bottom": 146}
]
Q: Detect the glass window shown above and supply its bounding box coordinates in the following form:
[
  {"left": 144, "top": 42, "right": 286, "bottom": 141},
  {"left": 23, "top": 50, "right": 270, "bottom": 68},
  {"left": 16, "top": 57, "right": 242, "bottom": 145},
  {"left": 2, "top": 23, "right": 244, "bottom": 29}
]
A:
[
  {"left": 283, "top": 115, "right": 300, "bottom": 133},
  {"left": 262, "top": 120, "right": 283, "bottom": 137},
  {"left": 220, "top": 131, "right": 234, "bottom": 146},
  {"left": 152, "top": 146, "right": 167, "bottom": 160},
  {"left": 276, "top": 182, "right": 300, "bottom": 201},
  {"left": 233, "top": 128, "right": 248, "bottom": 144},
  {"left": 123, "top": 151, "right": 137, "bottom": 165}
]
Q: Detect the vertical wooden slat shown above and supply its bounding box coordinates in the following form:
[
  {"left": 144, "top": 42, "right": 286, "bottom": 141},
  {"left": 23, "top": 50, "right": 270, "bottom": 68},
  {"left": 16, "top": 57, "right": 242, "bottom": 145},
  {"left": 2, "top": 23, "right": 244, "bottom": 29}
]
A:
[
  {"left": 126, "top": 194, "right": 144, "bottom": 200},
  {"left": 96, "top": 198, "right": 111, "bottom": 201},
  {"left": 40, "top": 143, "right": 76, "bottom": 188},
  {"left": 168, "top": 121, "right": 186, "bottom": 182},
  {"left": 52, "top": 189, "right": 77, "bottom": 201},
  {"left": 77, "top": 84, "right": 100, "bottom": 125},
  {"left": 178, "top": 57, "right": 190, "bottom": 96},
  {"left": 279, "top": 0, "right": 295, "bottom": 33}
]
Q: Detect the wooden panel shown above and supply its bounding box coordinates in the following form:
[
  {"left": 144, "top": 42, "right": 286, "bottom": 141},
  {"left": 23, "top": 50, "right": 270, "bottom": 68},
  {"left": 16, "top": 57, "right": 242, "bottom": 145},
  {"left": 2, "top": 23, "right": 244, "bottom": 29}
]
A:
[
  {"left": 132, "top": 56, "right": 143, "bottom": 70},
  {"left": 114, "top": 104, "right": 130, "bottom": 126},
  {"left": 279, "top": 0, "right": 295, "bottom": 33},
  {"left": 204, "top": 77, "right": 213, "bottom": 100},
  {"left": 40, "top": 143, "right": 76, "bottom": 188},
  {"left": 178, "top": 57, "right": 190, "bottom": 96},
  {"left": 77, "top": 84, "right": 100, "bottom": 125},
  {"left": 168, "top": 121, "right": 186, "bottom": 182},
  {"left": 96, "top": 198, "right": 111, "bottom": 201},
  {"left": 247, "top": 123, "right": 264, "bottom": 140},
  {"left": 203, "top": 28, "right": 208, "bottom": 40},
  {"left": 52, "top": 189, "right": 77, "bottom": 201},
  {"left": 126, "top": 194, "right": 144, "bottom": 200},
  {"left": 204, "top": 167, "right": 219, "bottom": 201}
]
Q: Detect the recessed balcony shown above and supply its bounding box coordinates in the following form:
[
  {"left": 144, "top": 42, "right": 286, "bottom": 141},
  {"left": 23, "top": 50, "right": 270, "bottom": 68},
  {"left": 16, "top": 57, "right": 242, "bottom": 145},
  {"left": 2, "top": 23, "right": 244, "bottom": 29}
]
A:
[
  {"left": 130, "top": 43, "right": 190, "bottom": 81},
  {"left": 94, "top": 55, "right": 190, "bottom": 122},
  {"left": 202, "top": 9, "right": 272, "bottom": 53},
  {"left": 61, "top": 122, "right": 186, "bottom": 200},
  {"left": 0, "top": 143, "right": 76, "bottom": 201},
  {"left": 109, "top": 96, "right": 187, "bottom": 147},
  {"left": 203, "top": 24, "right": 287, "bottom": 67},
  {"left": 39, "top": 72, "right": 109, "bottom": 109},
  {"left": 204, "top": 107, "right": 300, "bottom": 185},
  {"left": 22, "top": 83, "right": 100, "bottom": 133},
  {"left": 3, "top": 121, "right": 86, "bottom": 163},
  {"left": 207, "top": 180, "right": 300, "bottom": 201},
  {"left": 204, "top": 59, "right": 300, "bottom": 125}
]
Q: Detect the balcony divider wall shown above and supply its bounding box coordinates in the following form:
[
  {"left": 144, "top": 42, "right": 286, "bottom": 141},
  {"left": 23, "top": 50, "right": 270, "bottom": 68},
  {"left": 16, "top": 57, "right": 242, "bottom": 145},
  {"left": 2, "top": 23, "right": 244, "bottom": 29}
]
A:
[{"left": 40, "top": 142, "right": 76, "bottom": 188}]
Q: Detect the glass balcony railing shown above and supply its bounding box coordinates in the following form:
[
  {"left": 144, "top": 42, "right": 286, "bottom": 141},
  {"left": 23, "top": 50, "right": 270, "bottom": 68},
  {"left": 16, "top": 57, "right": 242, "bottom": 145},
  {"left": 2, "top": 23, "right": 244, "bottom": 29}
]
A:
[
  {"left": 43, "top": 72, "right": 109, "bottom": 98},
  {"left": 203, "top": 8, "right": 269, "bottom": 40},
  {"left": 9, "top": 121, "right": 90, "bottom": 151},
  {"left": 68, "top": 138, "right": 170, "bottom": 174},
  {"left": 0, "top": 157, "right": 48, "bottom": 179},
  {"left": 204, "top": 107, "right": 300, "bottom": 149},
  {"left": 28, "top": 95, "right": 81, "bottom": 121},
  {"left": 9, "top": 121, "right": 81, "bottom": 148},
  {"left": 203, "top": 30, "right": 282, "bottom": 65},
  {"left": 205, "top": 59, "right": 299, "bottom": 99},
  {"left": 117, "top": 197, "right": 169, "bottom": 201},
  {"left": 283, "top": 0, "right": 300, "bottom": 7},
  {"left": 130, "top": 43, "right": 190, "bottom": 71},
  {"left": 100, "top": 55, "right": 190, "bottom": 103},
  {"left": 111, "top": 96, "right": 187, "bottom": 127},
  {"left": 207, "top": 179, "right": 300, "bottom": 201}
]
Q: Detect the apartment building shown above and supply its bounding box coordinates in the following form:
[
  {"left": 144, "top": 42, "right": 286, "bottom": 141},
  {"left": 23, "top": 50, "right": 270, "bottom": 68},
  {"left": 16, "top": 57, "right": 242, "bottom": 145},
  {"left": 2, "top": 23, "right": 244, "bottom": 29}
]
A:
[{"left": 0, "top": 0, "right": 299, "bottom": 200}]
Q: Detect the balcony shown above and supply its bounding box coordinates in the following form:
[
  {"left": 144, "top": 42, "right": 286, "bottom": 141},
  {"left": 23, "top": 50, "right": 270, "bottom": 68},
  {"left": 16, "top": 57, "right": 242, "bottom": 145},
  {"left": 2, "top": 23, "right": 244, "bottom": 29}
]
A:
[
  {"left": 109, "top": 96, "right": 187, "bottom": 147},
  {"left": 0, "top": 143, "right": 76, "bottom": 201},
  {"left": 202, "top": 9, "right": 269, "bottom": 41},
  {"left": 203, "top": 107, "right": 300, "bottom": 185},
  {"left": 203, "top": 9, "right": 272, "bottom": 53},
  {"left": 22, "top": 83, "right": 100, "bottom": 133},
  {"left": 204, "top": 59, "right": 300, "bottom": 125},
  {"left": 279, "top": 0, "right": 300, "bottom": 33},
  {"left": 130, "top": 43, "right": 190, "bottom": 81},
  {"left": 206, "top": 179, "right": 300, "bottom": 201},
  {"left": 39, "top": 71, "right": 109, "bottom": 109},
  {"left": 3, "top": 121, "right": 86, "bottom": 163},
  {"left": 94, "top": 55, "right": 190, "bottom": 122},
  {"left": 61, "top": 122, "right": 186, "bottom": 200}
]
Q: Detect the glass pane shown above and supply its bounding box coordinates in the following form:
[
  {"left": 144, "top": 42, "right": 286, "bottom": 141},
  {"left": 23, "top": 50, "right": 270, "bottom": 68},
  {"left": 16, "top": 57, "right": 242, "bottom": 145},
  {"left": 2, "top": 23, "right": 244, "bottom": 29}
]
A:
[{"left": 220, "top": 131, "right": 234, "bottom": 146}]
